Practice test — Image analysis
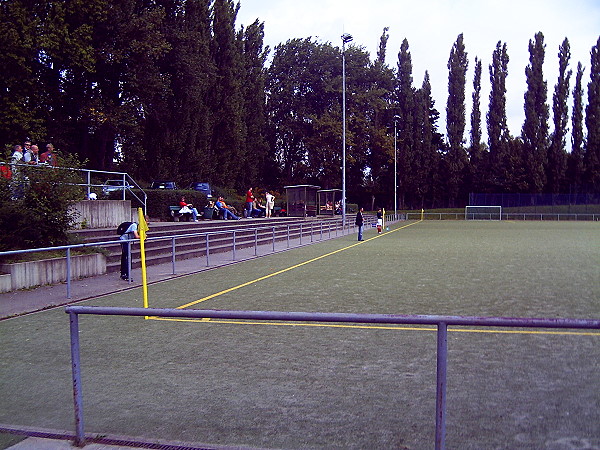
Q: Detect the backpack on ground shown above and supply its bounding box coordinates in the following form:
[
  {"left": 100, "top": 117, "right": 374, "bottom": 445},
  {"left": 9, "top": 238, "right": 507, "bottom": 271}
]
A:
[{"left": 116, "top": 221, "right": 133, "bottom": 236}]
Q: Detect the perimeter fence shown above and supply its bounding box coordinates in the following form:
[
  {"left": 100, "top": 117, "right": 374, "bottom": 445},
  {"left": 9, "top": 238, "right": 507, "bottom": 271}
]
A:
[
  {"left": 0, "top": 217, "right": 360, "bottom": 299},
  {"left": 63, "top": 306, "right": 600, "bottom": 450}
]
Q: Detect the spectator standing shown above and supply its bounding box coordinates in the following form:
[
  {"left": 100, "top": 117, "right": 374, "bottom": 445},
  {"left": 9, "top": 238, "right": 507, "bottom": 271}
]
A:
[
  {"left": 40, "top": 143, "right": 56, "bottom": 166},
  {"left": 23, "top": 144, "right": 40, "bottom": 164},
  {"left": 265, "top": 191, "right": 275, "bottom": 218},
  {"left": 22, "top": 140, "right": 32, "bottom": 160},
  {"left": 119, "top": 222, "right": 139, "bottom": 281},
  {"left": 355, "top": 208, "right": 364, "bottom": 241},
  {"left": 376, "top": 208, "right": 383, "bottom": 233},
  {"left": 245, "top": 187, "right": 254, "bottom": 218},
  {"left": 10, "top": 145, "right": 23, "bottom": 164}
]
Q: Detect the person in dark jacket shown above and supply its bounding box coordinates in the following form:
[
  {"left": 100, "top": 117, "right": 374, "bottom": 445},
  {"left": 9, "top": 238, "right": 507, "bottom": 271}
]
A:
[{"left": 355, "top": 207, "right": 364, "bottom": 241}]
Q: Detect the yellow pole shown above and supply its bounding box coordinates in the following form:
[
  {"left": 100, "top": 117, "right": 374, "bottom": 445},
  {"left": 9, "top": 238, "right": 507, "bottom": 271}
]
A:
[
  {"left": 382, "top": 208, "right": 386, "bottom": 231},
  {"left": 421, "top": 208, "right": 424, "bottom": 221},
  {"left": 137, "top": 208, "right": 150, "bottom": 309}
]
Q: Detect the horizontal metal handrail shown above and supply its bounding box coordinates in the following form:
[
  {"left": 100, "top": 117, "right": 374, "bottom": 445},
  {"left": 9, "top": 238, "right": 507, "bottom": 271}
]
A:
[
  {"left": 0, "top": 217, "right": 359, "bottom": 298},
  {"left": 65, "top": 305, "right": 600, "bottom": 449}
]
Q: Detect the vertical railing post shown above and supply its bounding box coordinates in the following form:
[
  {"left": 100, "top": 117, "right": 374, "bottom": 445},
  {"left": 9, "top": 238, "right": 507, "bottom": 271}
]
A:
[
  {"left": 299, "top": 223, "right": 302, "bottom": 245},
  {"left": 69, "top": 311, "right": 85, "bottom": 447},
  {"left": 311, "top": 222, "right": 314, "bottom": 242},
  {"left": 272, "top": 227, "right": 276, "bottom": 252},
  {"left": 254, "top": 229, "right": 258, "bottom": 256},
  {"left": 171, "top": 237, "right": 176, "bottom": 275},
  {"left": 232, "top": 231, "right": 236, "bottom": 261},
  {"left": 435, "top": 322, "right": 448, "bottom": 450},
  {"left": 127, "top": 240, "right": 132, "bottom": 283},
  {"left": 66, "top": 247, "right": 72, "bottom": 299},
  {"left": 287, "top": 225, "right": 290, "bottom": 248},
  {"left": 205, "top": 234, "right": 210, "bottom": 267}
]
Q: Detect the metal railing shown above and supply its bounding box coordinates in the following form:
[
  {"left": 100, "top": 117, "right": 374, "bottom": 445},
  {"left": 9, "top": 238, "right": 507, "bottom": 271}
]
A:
[
  {"left": 0, "top": 162, "right": 147, "bottom": 212},
  {"left": 64, "top": 306, "right": 600, "bottom": 449},
  {"left": 404, "top": 211, "right": 600, "bottom": 221},
  {"left": 0, "top": 217, "right": 360, "bottom": 298}
]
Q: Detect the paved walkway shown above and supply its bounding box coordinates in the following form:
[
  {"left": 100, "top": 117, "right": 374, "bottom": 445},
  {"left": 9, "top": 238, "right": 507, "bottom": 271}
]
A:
[{"left": 0, "top": 224, "right": 355, "bottom": 320}]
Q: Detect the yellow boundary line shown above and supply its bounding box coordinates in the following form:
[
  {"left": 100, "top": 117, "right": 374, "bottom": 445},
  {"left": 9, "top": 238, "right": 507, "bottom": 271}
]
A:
[
  {"left": 174, "top": 220, "right": 423, "bottom": 310},
  {"left": 149, "top": 317, "right": 600, "bottom": 336},
  {"left": 146, "top": 219, "right": 599, "bottom": 337}
]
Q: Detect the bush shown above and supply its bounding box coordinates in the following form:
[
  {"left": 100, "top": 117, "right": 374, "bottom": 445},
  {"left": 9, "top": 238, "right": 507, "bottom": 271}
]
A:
[
  {"left": 111, "top": 189, "right": 208, "bottom": 221},
  {"left": 0, "top": 153, "right": 86, "bottom": 254}
]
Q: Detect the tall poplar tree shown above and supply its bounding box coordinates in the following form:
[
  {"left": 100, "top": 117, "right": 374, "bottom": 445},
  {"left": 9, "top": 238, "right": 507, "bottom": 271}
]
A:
[
  {"left": 211, "top": 0, "right": 246, "bottom": 189},
  {"left": 547, "top": 38, "right": 571, "bottom": 193},
  {"left": 584, "top": 37, "right": 600, "bottom": 191},
  {"left": 522, "top": 32, "right": 549, "bottom": 193},
  {"left": 567, "top": 62, "right": 585, "bottom": 191},
  {"left": 239, "top": 20, "right": 270, "bottom": 187},
  {"left": 487, "top": 41, "right": 510, "bottom": 190},
  {"left": 445, "top": 33, "right": 469, "bottom": 206},
  {"left": 395, "top": 39, "right": 415, "bottom": 209},
  {"left": 468, "top": 57, "right": 486, "bottom": 192}
]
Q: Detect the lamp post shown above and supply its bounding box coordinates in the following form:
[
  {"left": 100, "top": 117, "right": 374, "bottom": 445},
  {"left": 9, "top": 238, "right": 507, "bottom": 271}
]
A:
[
  {"left": 393, "top": 114, "right": 400, "bottom": 215},
  {"left": 341, "top": 33, "right": 352, "bottom": 225}
]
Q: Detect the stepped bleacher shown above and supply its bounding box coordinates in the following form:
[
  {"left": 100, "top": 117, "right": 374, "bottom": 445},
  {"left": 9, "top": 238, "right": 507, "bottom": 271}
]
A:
[{"left": 70, "top": 216, "right": 365, "bottom": 273}]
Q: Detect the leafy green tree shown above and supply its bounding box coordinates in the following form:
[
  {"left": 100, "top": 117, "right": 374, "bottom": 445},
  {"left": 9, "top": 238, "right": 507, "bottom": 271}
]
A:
[
  {"left": 445, "top": 33, "right": 469, "bottom": 206},
  {"left": 584, "top": 37, "right": 600, "bottom": 191},
  {"left": 547, "top": 38, "right": 571, "bottom": 193},
  {"left": 522, "top": 32, "right": 549, "bottom": 193},
  {"left": 267, "top": 39, "right": 342, "bottom": 185},
  {"left": 567, "top": 62, "right": 585, "bottom": 191}
]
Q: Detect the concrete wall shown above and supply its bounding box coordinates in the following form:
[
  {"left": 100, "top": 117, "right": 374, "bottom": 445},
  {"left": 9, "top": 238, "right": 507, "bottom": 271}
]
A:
[
  {"left": 0, "top": 253, "right": 106, "bottom": 292},
  {"left": 70, "top": 200, "right": 136, "bottom": 229}
]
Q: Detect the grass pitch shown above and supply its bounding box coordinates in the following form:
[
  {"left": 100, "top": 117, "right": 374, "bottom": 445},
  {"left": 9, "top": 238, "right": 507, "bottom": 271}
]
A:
[{"left": 1, "top": 220, "right": 599, "bottom": 449}]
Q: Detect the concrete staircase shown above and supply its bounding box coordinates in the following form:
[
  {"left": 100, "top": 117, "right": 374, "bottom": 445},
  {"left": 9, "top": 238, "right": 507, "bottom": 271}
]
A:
[{"left": 70, "top": 216, "right": 361, "bottom": 273}]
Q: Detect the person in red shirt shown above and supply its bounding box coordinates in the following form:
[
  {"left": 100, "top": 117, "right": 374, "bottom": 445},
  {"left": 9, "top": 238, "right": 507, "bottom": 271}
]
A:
[
  {"left": 244, "top": 187, "right": 254, "bottom": 218},
  {"left": 178, "top": 196, "right": 199, "bottom": 221}
]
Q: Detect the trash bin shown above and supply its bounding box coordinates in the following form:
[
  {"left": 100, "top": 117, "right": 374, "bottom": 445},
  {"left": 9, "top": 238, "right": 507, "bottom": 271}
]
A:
[{"left": 203, "top": 206, "right": 214, "bottom": 219}]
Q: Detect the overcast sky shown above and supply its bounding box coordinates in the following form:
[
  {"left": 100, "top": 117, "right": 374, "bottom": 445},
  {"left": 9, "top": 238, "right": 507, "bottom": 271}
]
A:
[{"left": 237, "top": 0, "right": 600, "bottom": 144}]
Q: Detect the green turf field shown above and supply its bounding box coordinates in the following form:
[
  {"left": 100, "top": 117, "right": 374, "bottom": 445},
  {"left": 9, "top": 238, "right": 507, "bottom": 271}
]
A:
[{"left": 1, "top": 220, "right": 599, "bottom": 449}]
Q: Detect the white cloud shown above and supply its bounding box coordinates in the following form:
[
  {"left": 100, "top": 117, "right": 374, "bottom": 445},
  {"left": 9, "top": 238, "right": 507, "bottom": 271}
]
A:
[{"left": 238, "top": 0, "right": 600, "bottom": 145}]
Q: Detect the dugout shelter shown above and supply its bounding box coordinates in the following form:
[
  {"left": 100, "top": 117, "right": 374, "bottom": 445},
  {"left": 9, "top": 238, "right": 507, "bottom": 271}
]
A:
[
  {"left": 317, "top": 189, "right": 342, "bottom": 216},
  {"left": 284, "top": 185, "right": 320, "bottom": 217}
]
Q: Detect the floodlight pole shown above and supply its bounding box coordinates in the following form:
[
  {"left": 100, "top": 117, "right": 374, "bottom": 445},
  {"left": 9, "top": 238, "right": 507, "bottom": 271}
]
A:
[
  {"left": 394, "top": 115, "right": 400, "bottom": 216},
  {"left": 341, "top": 33, "right": 352, "bottom": 225}
]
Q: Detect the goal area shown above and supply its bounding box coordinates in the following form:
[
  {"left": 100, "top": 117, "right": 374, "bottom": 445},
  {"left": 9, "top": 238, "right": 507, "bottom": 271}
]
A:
[{"left": 465, "top": 205, "right": 502, "bottom": 220}]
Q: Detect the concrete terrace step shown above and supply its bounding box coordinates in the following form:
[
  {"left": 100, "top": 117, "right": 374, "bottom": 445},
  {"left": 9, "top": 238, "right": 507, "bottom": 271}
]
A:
[{"left": 70, "top": 216, "right": 360, "bottom": 273}]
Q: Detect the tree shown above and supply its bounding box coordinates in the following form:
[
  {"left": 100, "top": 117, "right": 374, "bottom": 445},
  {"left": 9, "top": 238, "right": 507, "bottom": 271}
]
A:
[
  {"left": 412, "top": 72, "right": 443, "bottom": 208},
  {"left": 567, "top": 62, "right": 585, "bottom": 191},
  {"left": 522, "top": 32, "right": 549, "bottom": 193},
  {"left": 584, "top": 37, "right": 600, "bottom": 191},
  {"left": 445, "top": 33, "right": 469, "bottom": 206},
  {"left": 468, "top": 57, "right": 487, "bottom": 192},
  {"left": 547, "top": 38, "right": 571, "bottom": 194},
  {"left": 211, "top": 0, "right": 246, "bottom": 189},
  {"left": 240, "top": 20, "right": 270, "bottom": 188},
  {"left": 487, "top": 41, "right": 511, "bottom": 190},
  {"left": 395, "top": 39, "right": 415, "bottom": 209},
  {"left": 266, "top": 39, "right": 343, "bottom": 185}
]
